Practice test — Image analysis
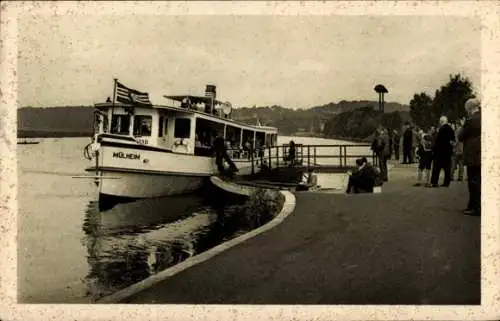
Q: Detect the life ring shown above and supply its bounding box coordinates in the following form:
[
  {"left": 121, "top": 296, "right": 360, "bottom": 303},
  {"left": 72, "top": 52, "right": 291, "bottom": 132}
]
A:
[
  {"left": 172, "top": 138, "right": 191, "bottom": 154},
  {"left": 83, "top": 138, "right": 101, "bottom": 160},
  {"left": 173, "top": 138, "right": 185, "bottom": 147}
]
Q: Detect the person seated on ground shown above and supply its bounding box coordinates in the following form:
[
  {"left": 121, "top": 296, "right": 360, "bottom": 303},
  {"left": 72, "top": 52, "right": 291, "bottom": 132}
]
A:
[
  {"left": 346, "top": 158, "right": 380, "bottom": 194},
  {"left": 297, "top": 169, "right": 318, "bottom": 191},
  {"left": 361, "top": 156, "right": 383, "bottom": 187}
]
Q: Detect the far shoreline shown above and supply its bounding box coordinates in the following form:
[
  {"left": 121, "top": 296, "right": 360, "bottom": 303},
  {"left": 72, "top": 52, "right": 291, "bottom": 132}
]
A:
[{"left": 18, "top": 131, "right": 366, "bottom": 141}]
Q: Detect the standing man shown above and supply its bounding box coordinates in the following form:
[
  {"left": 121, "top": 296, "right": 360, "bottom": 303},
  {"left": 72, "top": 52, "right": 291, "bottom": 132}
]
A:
[
  {"left": 371, "top": 127, "right": 390, "bottom": 181},
  {"left": 402, "top": 123, "right": 413, "bottom": 164},
  {"left": 459, "top": 99, "right": 481, "bottom": 216},
  {"left": 387, "top": 128, "right": 393, "bottom": 160},
  {"left": 393, "top": 129, "right": 401, "bottom": 161},
  {"left": 430, "top": 116, "right": 456, "bottom": 187}
]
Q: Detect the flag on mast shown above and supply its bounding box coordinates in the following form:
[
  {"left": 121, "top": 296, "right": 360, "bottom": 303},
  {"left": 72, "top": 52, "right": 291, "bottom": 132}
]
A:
[{"left": 115, "top": 81, "right": 152, "bottom": 106}]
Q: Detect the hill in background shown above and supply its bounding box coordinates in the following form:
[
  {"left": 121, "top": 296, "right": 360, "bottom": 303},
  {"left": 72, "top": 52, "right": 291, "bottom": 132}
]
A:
[
  {"left": 17, "top": 100, "right": 409, "bottom": 138},
  {"left": 214, "top": 100, "right": 408, "bottom": 135}
]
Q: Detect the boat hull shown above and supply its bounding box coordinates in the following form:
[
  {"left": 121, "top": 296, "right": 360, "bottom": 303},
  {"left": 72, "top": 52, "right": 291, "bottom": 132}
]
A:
[
  {"left": 99, "top": 170, "right": 206, "bottom": 199},
  {"left": 88, "top": 137, "right": 264, "bottom": 208}
]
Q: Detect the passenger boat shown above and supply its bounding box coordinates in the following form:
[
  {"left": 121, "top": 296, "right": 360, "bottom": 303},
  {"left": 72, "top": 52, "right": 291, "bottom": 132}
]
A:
[{"left": 83, "top": 81, "right": 278, "bottom": 206}]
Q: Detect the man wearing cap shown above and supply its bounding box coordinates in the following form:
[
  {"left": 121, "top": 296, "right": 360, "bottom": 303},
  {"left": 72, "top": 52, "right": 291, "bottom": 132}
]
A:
[{"left": 458, "top": 98, "right": 481, "bottom": 216}]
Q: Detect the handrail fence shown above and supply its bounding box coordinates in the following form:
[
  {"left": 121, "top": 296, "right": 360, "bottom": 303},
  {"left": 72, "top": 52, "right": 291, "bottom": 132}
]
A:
[{"left": 228, "top": 143, "right": 378, "bottom": 175}]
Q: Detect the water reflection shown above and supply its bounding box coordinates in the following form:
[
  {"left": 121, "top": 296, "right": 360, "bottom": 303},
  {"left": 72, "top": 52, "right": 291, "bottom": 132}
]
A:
[
  {"left": 82, "top": 194, "right": 217, "bottom": 300},
  {"left": 82, "top": 191, "right": 247, "bottom": 301}
]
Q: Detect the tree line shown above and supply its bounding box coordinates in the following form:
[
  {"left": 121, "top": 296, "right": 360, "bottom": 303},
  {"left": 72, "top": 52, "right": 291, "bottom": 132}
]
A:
[
  {"left": 322, "top": 107, "right": 409, "bottom": 142},
  {"left": 409, "top": 73, "right": 476, "bottom": 129}
]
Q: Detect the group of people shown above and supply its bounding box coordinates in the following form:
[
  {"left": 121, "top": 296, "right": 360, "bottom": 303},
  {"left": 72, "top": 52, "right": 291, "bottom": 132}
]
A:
[
  {"left": 366, "top": 98, "right": 481, "bottom": 216},
  {"left": 413, "top": 115, "right": 458, "bottom": 188},
  {"left": 421, "top": 98, "right": 481, "bottom": 216}
]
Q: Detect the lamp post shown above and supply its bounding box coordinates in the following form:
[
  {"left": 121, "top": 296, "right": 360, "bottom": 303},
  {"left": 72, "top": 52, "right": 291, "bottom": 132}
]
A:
[{"left": 374, "top": 84, "right": 389, "bottom": 113}]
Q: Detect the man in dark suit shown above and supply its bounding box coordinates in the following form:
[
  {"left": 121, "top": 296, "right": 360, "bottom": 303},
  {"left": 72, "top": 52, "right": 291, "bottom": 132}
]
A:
[
  {"left": 459, "top": 98, "right": 481, "bottom": 216},
  {"left": 430, "top": 115, "right": 456, "bottom": 187},
  {"left": 402, "top": 123, "right": 413, "bottom": 164},
  {"left": 213, "top": 136, "right": 238, "bottom": 175}
]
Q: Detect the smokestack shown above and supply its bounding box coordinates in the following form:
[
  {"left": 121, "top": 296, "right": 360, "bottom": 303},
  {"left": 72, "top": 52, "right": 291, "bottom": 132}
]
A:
[{"left": 205, "top": 84, "right": 216, "bottom": 99}]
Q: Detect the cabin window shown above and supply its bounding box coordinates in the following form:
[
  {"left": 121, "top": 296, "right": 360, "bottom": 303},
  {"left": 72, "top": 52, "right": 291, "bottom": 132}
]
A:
[
  {"left": 242, "top": 129, "right": 255, "bottom": 150},
  {"left": 255, "top": 132, "right": 265, "bottom": 148},
  {"left": 225, "top": 125, "right": 242, "bottom": 149},
  {"left": 133, "top": 115, "right": 152, "bottom": 137},
  {"left": 265, "top": 134, "right": 272, "bottom": 146},
  {"left": 174, "top": 118, "right": 191, "bottom": 139},
  {"left": 194, "top": 117, "right": 224, "bottom": 148},
  {"left": 111, "top": 114, "right": 131, "bottom": 135},
  {"left": 158, "top": 116, "right": 164, "bottom": 137},
  {"left": 102, "top": 115, "right": 109, "bottom": 133}
]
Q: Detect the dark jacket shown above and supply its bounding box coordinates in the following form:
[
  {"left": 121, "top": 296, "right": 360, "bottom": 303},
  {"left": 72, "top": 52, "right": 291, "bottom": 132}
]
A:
[
  {"left": 403, "top": 128, "right": 413, "bottom": 148},
  {"left": 371, "top": 133, "right": 390, "bottom": 157},
  {"left": 352, "top": 163, "right": 379, "bottom": 192},
  {"left": 393, "top": 132, "right": 401, "bottom": 146},
  {"left": 458, "top": 111, "right": 481, "bottom": 166},
  {"left": 433, "top": 123, "right": 455, "bottom": 159}
]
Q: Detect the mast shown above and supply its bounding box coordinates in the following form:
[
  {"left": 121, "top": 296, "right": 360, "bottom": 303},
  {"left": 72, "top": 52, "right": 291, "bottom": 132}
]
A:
[{"left": 110, "top": 78, "right": 117, "bottom": 132}]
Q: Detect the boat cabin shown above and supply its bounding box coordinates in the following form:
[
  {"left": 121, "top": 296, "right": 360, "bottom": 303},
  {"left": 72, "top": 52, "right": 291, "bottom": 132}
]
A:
[{"left": 93, "top": 88, "right": 278, "bottom": 158}]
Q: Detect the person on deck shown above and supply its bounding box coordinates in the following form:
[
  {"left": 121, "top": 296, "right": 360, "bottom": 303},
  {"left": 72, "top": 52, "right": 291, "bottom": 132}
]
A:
[
  {"left": 285, "top": 140, "right": 296, "bottom": 166},
  {"left": 212, "top": 136, "right": 238, "bottom": 175},
  {"left": 459, "top": 98, "right": 481, "bottom": 216},
  {"left": 195, "top": 134, "right": 202, "bottom": 148},
  {"left": 430, "top": 115, "right": 456, "bottom": 187}
]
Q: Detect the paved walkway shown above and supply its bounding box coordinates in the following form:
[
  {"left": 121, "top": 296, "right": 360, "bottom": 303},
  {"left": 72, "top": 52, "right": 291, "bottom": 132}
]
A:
[{"left": 123, "top": 163, "right": 480, "bottom": 304}]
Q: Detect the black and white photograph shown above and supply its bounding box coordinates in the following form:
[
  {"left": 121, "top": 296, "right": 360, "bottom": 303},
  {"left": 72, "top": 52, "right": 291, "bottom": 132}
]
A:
[{"left": 1, "top": 1, "right": 499, "bottom": 320}]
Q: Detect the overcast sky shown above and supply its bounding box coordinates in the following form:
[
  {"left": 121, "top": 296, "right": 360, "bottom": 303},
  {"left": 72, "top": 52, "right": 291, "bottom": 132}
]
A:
[{"left": 18, "top": 15, "right": 480, "bottom": 109}]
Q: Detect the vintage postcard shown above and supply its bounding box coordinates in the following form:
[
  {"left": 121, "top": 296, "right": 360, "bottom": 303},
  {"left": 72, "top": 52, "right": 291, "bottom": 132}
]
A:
[{"left": 1, "top": 1, "right": 499, "bottom": 320}]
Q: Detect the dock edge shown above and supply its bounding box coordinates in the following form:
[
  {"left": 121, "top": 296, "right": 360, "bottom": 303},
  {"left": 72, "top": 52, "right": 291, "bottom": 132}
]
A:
[{"left": 96, "top": 189, "right": 296, "bottom": 304}]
